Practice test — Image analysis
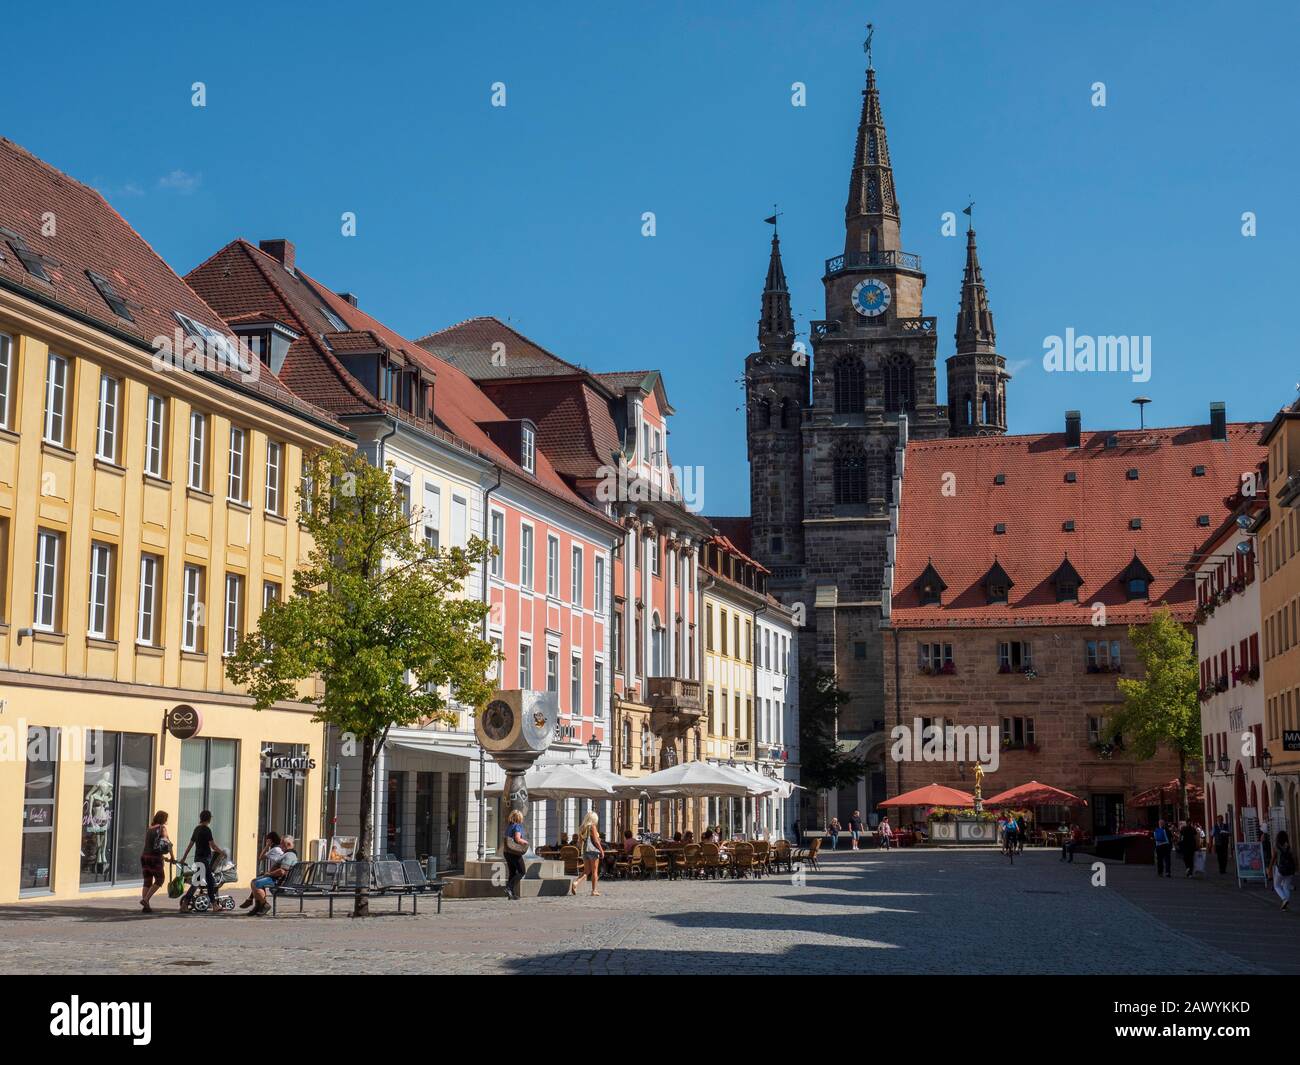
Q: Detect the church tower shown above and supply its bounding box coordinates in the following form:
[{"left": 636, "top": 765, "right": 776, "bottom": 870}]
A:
[
  {"left": 946, "top": 225, "right": 1009, "bottom": 435},
  {"left": 745, "top": 228, "right": 806, "bottom": 566}
]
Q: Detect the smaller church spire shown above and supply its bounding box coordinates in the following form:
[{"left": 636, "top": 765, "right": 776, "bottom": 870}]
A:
[
  {"left": 758, "top": 229, "right": 794, "bottom": 350},
  {"left": 954, "top": 225, "right": 996, "bottom": 353}
]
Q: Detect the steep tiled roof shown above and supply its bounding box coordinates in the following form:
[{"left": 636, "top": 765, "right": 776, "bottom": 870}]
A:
[
  {"left": 189, "top": 242, "right": 617, "bottom": 528},
  {"left": 891, "top": 423, "right": 1267, "bottom": 628},
  {"left": 417, "top": 315, "right": 607, "bottom": 387},
  {"left": 704, "top": 516, "right": 753, "bottom": 557},
  {"left": 0, "top": 138, "right": 342, "bottom": 430}
]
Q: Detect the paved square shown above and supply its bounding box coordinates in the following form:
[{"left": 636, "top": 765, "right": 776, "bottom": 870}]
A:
[{"left": 1, "top": 848, "right": 1293, "bottom": 975}]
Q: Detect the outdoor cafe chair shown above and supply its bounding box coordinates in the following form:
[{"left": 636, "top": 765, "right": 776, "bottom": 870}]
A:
[
  {"left": 681, "top": 844, "right": 702, "bottom": 879},
  {"left": 615, "top": 845, "right": 639, "bottom": 880},
  {"left": 769, "top": 840, "right": 791, "bottom": 874},
  {"left": 699, "top": 842, "right": 722, "bottom": 879},
  {"left": 733, "top": 842, "right": 758, "bottom": 879},
  {"left": 559, "top": 846, "right": 582, "bottom": 876},
  {"left": 639, "top": 844, "right": 668, "bottom": 878},
  {"left": 752, "top": 840, "right": 770, "bottom": 871}
]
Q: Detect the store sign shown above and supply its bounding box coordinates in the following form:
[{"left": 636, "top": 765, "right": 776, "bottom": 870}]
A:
[
  {"left": 164, "top": 704, "right": 202, "bottom": 740},
  {"left": 264, "top": 752, "right": 316, "bottom": 780},
  {"left": 1284, "top": 730, "right": 1300, "bottom": 752},
  {"left": 555, "top": 722, "right": 577, "bottom": 742},
  {"left": 734, "top": 740, "right": 752, "bottom": 757}
]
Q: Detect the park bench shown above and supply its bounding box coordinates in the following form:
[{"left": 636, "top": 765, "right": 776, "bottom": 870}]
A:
[{"left": 270, "top": 860, "right": 445, "bottom": 916}]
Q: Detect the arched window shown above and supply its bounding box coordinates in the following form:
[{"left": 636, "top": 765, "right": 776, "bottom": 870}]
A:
[
  {"left": 981, "top": 393, "right": 991, "bottom": 424},
  {"left": 833, "top": 443, "right": 869, "bottom": 505},
  {"left": 780, "top": 398, "right": 795, "bottom": 429},
  {"left": 640, "top": 725, "right": 651, "bottom": 766},
  {"left": 964, "top": 394, "right": 974, "bottom": 425},
  {"left": 755, "top": 398, "right": 771, "bottom": 430},
  {"left": 651, "top": 613, "right": 664, "bottom": 676},
  {"left": 882, "top": 354, "right": 914, "bottom": 413},
  {"left": 834, "top": 358, "right": 864, "bottom": 413}
]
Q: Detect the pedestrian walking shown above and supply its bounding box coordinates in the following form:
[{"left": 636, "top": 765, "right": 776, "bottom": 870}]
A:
[
  {"left": 1153, "top": 819, "right": 1173, "bottom": 877},
  {"left": 849, "top": 810, "right": 864, "bottom": 850},
  {"left": 1269, "top": 830, "right": 1295, "bottom": 911},
  {"left": 827, "top": 817, "right": 841, "bottom": 851},
  {"left": 1212, "top": 815, "right": 1232, "bottom": 874},
  {"left": 503, "top": 810, "right": 528, "bottom": 901},
  {"left": 139, "top": 810, "right": 171, "bottom": 913},
  {"left": 179, "top": 809, "right": 224, "bottom": 912},
  {"left": 571, "top": 811, "right": 604, "bottom": 897},
  {"left": 1178, "top": 820, "right": 1198, "bottom": 877},
  {"left": 1060, "top": 824, "right": 1083, "bottom": 863},
  {"left": 878, "top": 816, "right": 894, "bottom": 850}
]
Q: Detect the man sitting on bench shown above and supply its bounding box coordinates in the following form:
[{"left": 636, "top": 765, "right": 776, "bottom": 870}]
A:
[{"left": 248, "top": 835, "right": 299, "bottom": 916}]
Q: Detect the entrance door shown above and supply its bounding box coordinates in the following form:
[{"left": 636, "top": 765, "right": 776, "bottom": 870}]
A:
[
  {"left": 385, "top": 772, "right": 406, "bottom": 858},
  {"left": 1092, "top": 793, "right": 1124, "bottom": 835},
  {"left": 446, "top": 773, "right": 464, "bottom": 868},
  {"left": 415, "top": 772, "right": 437, "bottom": 860}
]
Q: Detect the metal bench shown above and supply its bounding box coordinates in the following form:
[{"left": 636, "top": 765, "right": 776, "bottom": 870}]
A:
[{"left": 270, "top": 860, "right": 443, "bottom": 916}]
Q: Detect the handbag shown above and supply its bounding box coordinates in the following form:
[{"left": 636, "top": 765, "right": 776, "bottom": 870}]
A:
[{"left": 504, "top": 832, "right": 527, "bottom": 856}]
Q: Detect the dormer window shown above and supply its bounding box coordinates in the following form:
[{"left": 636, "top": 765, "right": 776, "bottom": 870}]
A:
[
  {"left": 521, "top": 422, "right": 536, "bottom": 474},
  {"left": 1049, "top": 555, "right": 1083, "bottom": 603},
  {"left": 87, "top": 270, "right": 134, "bottom": 322},
  {"left": 1121, "top": 554, "right": 1154, "bottom": 601},
  {"left": 0, "top": 227, "right": 50, "bottom": 282},
  {"left": 916, "top": 561, "right": 946, "bottom": 606},
  {"left": 982, "top": 560, "right": 1014, "bottom": 605}
]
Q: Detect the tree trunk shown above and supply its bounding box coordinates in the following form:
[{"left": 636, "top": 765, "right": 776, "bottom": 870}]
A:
[
  {"left": 1178, "top": 750, "right": 1188, "bottom": 824},
  {"left": 354, "top": 734, "right": 375, "bottom": 918}
]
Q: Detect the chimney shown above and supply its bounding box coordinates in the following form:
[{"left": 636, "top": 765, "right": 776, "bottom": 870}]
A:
[
  {"left": 258, "top": 239, "right": 295, "bottom": 274},
  {"left": 1065, "top": 410, "right": 1081, "bottom": 449},
  {"left": 1210, "top": 401, "right": 1226, "bottom": 441},
  {"left": 337, "top": 291, "right": 359, "bottom": 307}
]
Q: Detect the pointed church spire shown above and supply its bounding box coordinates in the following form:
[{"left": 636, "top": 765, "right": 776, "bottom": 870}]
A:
[
  {"left": 758, "top": 230, "right": 794, "bottom": 349},
  {"left": 844, "top": 54, "right": 901, "bottom": 257},
  {"left": 954, "top": 225, "right": 997, "bottom": 353}
]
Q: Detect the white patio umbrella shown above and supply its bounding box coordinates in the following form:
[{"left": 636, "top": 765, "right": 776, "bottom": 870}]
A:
[
  {"left": 632, "top": 761, "right": 755, "bottom": 798},
  {"left": 711, "top": 762, "right": 781, "bottom": 795},
  {"left": 484, "top": 763, "right": 616, "bottom": 800}
]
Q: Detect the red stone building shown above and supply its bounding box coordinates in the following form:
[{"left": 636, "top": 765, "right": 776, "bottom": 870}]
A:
[{"left": 882, "top": 409, "right": 1264, "bottom": 835}]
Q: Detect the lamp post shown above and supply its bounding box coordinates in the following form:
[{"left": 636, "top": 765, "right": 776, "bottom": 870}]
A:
[
  {"left": 1216, "top": 752, "right": 1231, "bottom": 778},
  {"left": 1262, "top": 748, "right": 1274, "bottom": 775},
  {"left": 587, "top": 735, "right": 601, "bottom": 770}
]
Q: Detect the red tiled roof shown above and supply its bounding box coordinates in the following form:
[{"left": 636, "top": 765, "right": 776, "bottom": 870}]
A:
[
  {"left": 0, "top": 138, "right": 342, "bottom": 431},
  {"left": 891, "top": 423, "right": 1267, "bottom": 628},
  {"left": 704, "top": 516, "right": 753, "bottom": 557},
  {"left": 189, "top": 241, "right": 617, "bottom": 528}
]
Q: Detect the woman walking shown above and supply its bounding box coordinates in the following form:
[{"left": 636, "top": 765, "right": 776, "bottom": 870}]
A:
[
  {"left": 503, "top": 810, "right": 528, "bottom": 901},
  {"left": 1269, "top": 830, "right": 1295, "bottom": 910},
  {"left": 1178, "top": 820, "right": 1199, "bottom": 877},
  {"left": 139, "top": 810, "right": 171, "bottom": 913},
  {"left": 571, "top": 811, "right": 605, "bottom": 897}
]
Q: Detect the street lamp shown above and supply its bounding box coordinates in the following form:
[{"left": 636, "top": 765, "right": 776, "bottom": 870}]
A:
[
  {"left": 586, "top": 735, "right": 601, "bottom": 770},
  {"left": 1262, "top": 748, "right": 1274, "bottom": 774},
  {"left": 1216, "top": 752, "right": 1231, "bottom": 777}
]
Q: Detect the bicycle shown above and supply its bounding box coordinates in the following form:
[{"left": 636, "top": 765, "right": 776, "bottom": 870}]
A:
[{"left": 1002, "top": 834, "right": 1017, "bottom": 864}]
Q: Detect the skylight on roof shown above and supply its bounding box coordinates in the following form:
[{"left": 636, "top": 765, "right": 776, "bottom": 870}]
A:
[
  {"left": 0, "top": 227, "right": 50, "bottom": 282},
  {"left": 87, "top": 270, "right": 134, "bottom": 322},
  {"left": 320, "top": 304, "right": 346, "bottom": 331},
  {"left": 173, "top": 311, "right": 252, "bottom": 375}
]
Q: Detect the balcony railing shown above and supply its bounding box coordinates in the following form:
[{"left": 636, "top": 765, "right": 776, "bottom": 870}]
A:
[
  {"left": 646, "top": 676, "right": 702, "bottom": 712},
  {"left": 824, "top": 249, "right": 923, "bottom": 277}
]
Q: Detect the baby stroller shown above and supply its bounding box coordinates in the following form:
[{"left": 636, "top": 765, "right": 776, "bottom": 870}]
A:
[{"left": 172, "top": 853, "right": 238, "bottom": 913}]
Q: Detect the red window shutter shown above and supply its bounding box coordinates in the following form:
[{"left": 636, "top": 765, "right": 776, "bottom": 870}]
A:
[{"left": 1250, "top": 634, "right": 1260, "bottom": 670}]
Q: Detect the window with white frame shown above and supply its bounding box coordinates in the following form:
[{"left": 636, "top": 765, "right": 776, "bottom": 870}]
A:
[
  {"left": 594, "top": 555, "right": 606, "bottom": 614},
  {"left": 145, "top": 394, "right": 167, "bottom": 478},
  {"left": 227, "top": 426, "right": 247, "bottom": 502},
  {"left": 451, "top": 495, "right": 467, "bottom": 548},
  {"left": 521, "top": 423, "right": 536, "bottom": 474},
  {"left": 182, "top": 564, "right": 205, "bottom": 652},
  {"left": 571, "top": 545, "right": 583, "bottom": 605},
  {"left": 570, "top": 654, "right": 582, "bottom": 715},
  {"left": 489, "top": 636, "right": 503, "bottom": 682},
  {"left": 547, "top": 535, "right": 560, "bottom": 597},
  {"left": 546, "top": 648, "right": 559, "bottom": 693},
  {"left": 137, "top": 553, "right": 161, "bottom": 645},
  {"left": 489, "top": 510, "right": 504, "bottom": 577},
  {"left": 0, "top": 331, "right": 12, "bottom": 429},
  {"left": 520, "top": 524, "right": 534, "bottom": 590},
  {"left": 33, "top": 529, "right": 62, "bottom": 632},
  {"left": 265, "top": 441, "right": 283, "bottom": 514},
  {"left": 423, "top": 484, "right": 441, "bottom": 549},
  {"left": 394, "top": 472, "right": 411, "bottom": 526},
  {"left": 188, "top": 411, "right": 208, "bottom": 491},
  {"left": 95, "top": 374, "right": 120, "bottom": 463},
  {"left": 518, "top": 642, "right": 532, "bottom": 689},
  {"left": 594, "top": 660, "right": 605, "bottom": 718},
  {"left": 87, "top": 541, "right": 114, "bottom": 639},
  {"left": 223, "top": 574, "right": 243, "bottom": 656},
  {"left": 43, "top": 352, "right": 70, "bottom": 447}
]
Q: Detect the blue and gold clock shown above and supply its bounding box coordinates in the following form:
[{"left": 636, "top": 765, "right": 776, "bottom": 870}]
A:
[{"left": 852, "top": 278, "right": 891, "bottom": 318}]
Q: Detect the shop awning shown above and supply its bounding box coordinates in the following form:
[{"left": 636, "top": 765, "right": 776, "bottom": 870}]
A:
[
  {"left": 878, "top": 783, "right": 975, "bottom": 809},
  {"left": 1130, "top": 778, "right": 1205, "bottom": 807},
  {"left": 984, "top": 780, "right": 1088, "bottom": 808}
]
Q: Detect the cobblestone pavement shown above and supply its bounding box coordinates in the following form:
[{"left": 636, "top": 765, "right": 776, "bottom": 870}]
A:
[{"left": 0, "top": 848, "right": 1288, "bottom": 975}]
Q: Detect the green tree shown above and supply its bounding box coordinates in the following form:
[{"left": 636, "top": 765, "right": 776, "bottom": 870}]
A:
[
  {"left": 799, "top": 663, "right": 866, "bottom": 804},
  {"left": 1107, "top": 606, "right": 1201, "bottom": 821},
  {"left": 226, "top": 447, "right": 495, "bottom": 915}
]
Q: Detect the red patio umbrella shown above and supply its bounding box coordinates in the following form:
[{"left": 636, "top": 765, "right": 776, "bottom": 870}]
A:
[
  {"left": 1130, "top": 778, "right": 1205, "bottom": 807},
  {"left": 877, "top": 783, "right": 975, "bottom": 808},
  {"left": 984, "top": 780, "right": 1088, "bottom": 808}
]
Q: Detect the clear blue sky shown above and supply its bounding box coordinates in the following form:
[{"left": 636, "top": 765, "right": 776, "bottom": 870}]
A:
[{"left": 5, "top": 2, "right": 1298, "bottom": 514}]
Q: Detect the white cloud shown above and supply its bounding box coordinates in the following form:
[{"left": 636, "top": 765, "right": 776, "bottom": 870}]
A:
[{"left": 157, "top": 169, "right": 201, "bottom": 194}]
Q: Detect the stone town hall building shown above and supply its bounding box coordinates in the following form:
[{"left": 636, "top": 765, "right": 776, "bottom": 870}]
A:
[{"left": 744, "top": 55, "right": 1010, "bottom": 818}]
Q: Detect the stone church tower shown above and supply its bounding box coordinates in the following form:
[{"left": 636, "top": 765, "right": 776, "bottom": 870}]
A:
[{"left": 745, "top": 50, "right": 1011, "bottom": 815}]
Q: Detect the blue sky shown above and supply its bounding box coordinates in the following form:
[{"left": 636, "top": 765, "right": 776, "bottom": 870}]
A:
[{"left": 4, "top": 2, "right": 1299, "bottom": 514}]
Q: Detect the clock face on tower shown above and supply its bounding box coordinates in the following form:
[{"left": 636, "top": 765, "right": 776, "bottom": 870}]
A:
[{"left": 852, "top": 278, "right": 892, "bottom": 317}]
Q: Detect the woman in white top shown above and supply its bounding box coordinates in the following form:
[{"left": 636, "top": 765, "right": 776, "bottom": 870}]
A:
[{"left": 571, "top": 811, "right": 605, "bottom": 897}]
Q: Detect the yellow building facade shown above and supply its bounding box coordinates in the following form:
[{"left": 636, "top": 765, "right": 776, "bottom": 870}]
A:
[
  {"left": 0, "top": 275, "right": 346, "bottom": 904},
  {"left": 1259, "top": 408, "right": 1300, "bottom": 839}
]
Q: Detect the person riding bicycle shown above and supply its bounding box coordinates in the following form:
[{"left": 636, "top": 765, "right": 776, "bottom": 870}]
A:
[{"left": 1003, "top": 816, "right": 1019, "bottom": 856}]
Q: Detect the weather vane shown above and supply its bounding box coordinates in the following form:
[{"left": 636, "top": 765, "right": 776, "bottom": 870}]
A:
[
  {"left": 764, "top": 204, "right": 783, "bottom": 232},
  {"left": 864, "top": 23, "right": 874, "bottom": 68}
]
